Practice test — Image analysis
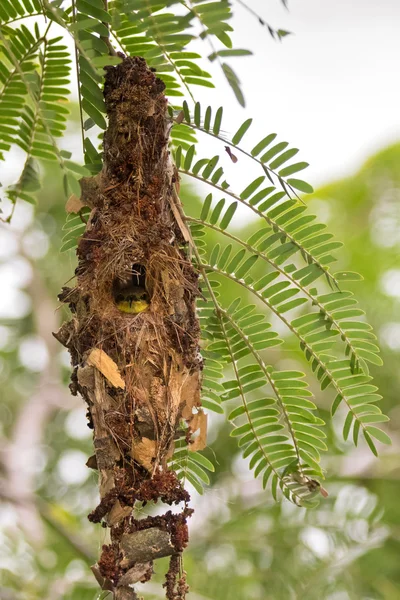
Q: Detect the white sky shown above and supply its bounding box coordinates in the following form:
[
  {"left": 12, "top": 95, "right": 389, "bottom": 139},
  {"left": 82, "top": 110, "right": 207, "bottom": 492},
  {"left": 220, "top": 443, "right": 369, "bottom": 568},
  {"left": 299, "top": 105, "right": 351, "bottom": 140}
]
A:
[{"left": 198, "top": 0, "right": 400, "bottom": 187}]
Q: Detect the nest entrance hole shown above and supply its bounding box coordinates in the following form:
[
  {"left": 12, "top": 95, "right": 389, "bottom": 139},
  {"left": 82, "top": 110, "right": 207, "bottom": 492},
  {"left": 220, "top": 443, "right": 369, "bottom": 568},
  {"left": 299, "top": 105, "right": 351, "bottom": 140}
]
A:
[{"left": 113, "top": 264, "right": 150, "bottom": 312}]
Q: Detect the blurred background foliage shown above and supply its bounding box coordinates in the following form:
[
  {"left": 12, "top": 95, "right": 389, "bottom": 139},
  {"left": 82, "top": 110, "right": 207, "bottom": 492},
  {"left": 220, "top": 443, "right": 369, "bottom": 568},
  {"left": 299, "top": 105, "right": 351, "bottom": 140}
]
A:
[{"left": 0, "top": 134, "right": 399, "bottom": 599}]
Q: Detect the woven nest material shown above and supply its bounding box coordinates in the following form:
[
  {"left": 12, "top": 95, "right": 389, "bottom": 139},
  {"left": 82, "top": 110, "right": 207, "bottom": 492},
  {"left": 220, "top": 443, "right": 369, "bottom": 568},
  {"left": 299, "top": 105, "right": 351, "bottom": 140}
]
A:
[{"left": 55, "top": 56, "right": 202, "bottom": 599}]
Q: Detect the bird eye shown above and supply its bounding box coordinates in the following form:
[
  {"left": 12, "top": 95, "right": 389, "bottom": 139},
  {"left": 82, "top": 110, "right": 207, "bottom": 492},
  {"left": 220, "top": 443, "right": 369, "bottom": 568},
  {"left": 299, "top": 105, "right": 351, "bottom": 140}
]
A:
[{"left": 141, "top": 294, "right": 147, "bottom": 300}]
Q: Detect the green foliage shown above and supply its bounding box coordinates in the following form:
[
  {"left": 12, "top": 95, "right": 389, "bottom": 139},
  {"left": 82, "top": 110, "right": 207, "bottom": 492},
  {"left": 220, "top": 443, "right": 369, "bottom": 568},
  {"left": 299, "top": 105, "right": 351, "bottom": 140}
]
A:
[
  {"left": 0, "top": 21, "right": 91, "bottom": 206},
  {"left": 61, "top": 207, "right": 91, "bottom": 252},
  {"left": 180, "top": 100, "right": 314, "bottom": 202},
  {"left": 184, "top": 99, "right": 388, "bottom": 500},
  {"left": 0, "top": 24, "right": 40, "bottom": 161},
  {"left": 169, "top": 436, "right": 215, "bottom": 495}
]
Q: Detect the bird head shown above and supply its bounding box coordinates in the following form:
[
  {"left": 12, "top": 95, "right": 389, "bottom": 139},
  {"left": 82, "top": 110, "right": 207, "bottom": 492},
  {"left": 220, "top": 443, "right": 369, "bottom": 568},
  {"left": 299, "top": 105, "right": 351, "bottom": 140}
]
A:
[{"left": 115, "top": 285, "right": 150, "bottom": 314}]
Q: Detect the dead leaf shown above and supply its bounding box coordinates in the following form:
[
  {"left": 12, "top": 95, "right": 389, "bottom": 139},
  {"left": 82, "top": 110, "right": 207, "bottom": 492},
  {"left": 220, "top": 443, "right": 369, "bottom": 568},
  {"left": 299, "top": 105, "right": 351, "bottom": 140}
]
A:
[
  {"left": 117, "top": 562, "right": 153, "bottom": 586},
  {"left": 66, "top": 193, "right": 85, "bottom": 213},
  {"left": 77, "top": 365, "right": 95, "bottom": 388},
  {"left": 131, "top": 437, "right": 157, "bottom": 471},
  {"left": 108, "top": 500, "right": 132, "bottom": 526},
  {"left": 320, "top": 486, "right": 329, "bottom": 498},
  {"left": 175, "top": 110, "right": 184, "bottom": 124},
  {"left": 181, "top": 373, "right": 201, "bottom": 420},
  {"left": 224, "top": 145, "right": 238, "bottom": 163},
  {"left": 86, "top": 455, "right": 98, "bottom": 470},
  {"left": 91, "top": 564, "right": 114, "bottom": 592},
  {"left": 170, "top": 189, "right": 191, "bottom": 244},
  {"left": 189, "top": 410, "right": 207, "bottom": 451},
  {"left": 87, "top": 348, "right": 125, "bottom": 389}
]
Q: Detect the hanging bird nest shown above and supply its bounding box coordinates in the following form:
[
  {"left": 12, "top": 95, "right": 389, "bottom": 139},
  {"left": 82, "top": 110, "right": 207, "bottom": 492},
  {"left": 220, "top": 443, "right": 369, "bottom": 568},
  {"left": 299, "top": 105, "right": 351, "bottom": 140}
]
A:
[{"left": 55, "top": 56, "right": 203, "bottom": 600}]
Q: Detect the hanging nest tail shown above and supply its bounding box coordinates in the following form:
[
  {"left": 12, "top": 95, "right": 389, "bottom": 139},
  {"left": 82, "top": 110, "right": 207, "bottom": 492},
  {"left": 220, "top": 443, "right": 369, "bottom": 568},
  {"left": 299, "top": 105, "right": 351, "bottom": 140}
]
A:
[{"left": 55, "top": 56, "right": 202, "bottom": 600}]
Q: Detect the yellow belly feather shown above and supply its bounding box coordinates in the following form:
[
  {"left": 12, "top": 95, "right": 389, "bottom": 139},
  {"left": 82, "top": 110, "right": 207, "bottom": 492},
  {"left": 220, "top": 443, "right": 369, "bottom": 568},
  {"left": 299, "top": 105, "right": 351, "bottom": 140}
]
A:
[{"left": 116, "top": 298, "right": 149, "bottom": 314}]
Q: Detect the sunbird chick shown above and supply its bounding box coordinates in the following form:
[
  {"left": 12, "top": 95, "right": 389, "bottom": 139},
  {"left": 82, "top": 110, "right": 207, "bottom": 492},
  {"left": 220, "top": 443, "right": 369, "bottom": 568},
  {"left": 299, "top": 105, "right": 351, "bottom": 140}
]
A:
[{"left": 115, "top": 285, "right": 150, "bottom": 314}]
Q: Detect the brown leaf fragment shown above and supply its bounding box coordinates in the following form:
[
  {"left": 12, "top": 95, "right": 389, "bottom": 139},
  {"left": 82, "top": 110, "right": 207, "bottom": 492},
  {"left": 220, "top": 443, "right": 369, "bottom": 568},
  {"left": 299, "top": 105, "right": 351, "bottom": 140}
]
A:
[
  {"left": 320, "top": 486, "right": 329, "bottom": 498},
  {"left": 170, "top": 189, "right": 191, "bottom": 245},
  {"left": 117, "top": 562, "right": 153, "bottom": 586},
  {"left": 225, "top": 145, "right": 238, "bottom": 163},
  {"left": 87, "top": 348, "right": 125, "bottom": 389},
  {"left": 131, "top": 437, "right": 157, "bottom": 471},
  {"left": 175, "top": 110, "right": 184, "bottom": 124},
  {"left": 181, "top": 373, "right": 201, "bottom": 420},
  {"left": 91, "top": 563, "right": 114, "bottom": 592},
  {"left": 86, "top": 454, "right": 98, "bottom": 470},
  {"left": 66, "top": 193, "right": 85, "bottom": 213},
  {"left": 77, "top": 365, "right": 95, "bottom": 389},
  {"left": 188, "top": 410, "right": 207, "bottom": 451},
  {"left": 108, "top": 500, "right": 132, "bottom": 526},
  {"left": 115, "top": 587, "right": 138, "bottom": 600},
  {"left": 52, "top": 321, "right": 75, "bottom": 348},
  {"left": 58, "top": 286, "right": 80, "bottom": 304}
]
